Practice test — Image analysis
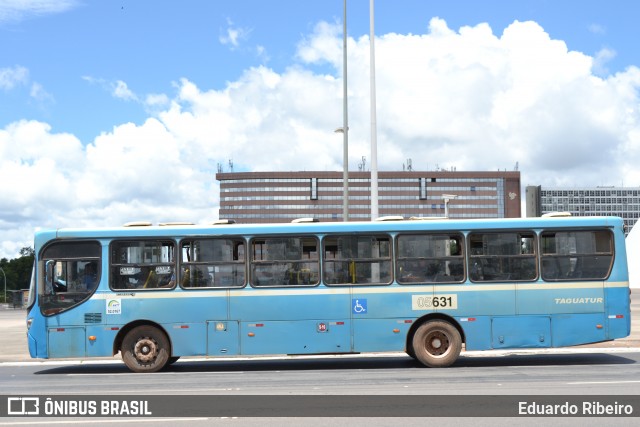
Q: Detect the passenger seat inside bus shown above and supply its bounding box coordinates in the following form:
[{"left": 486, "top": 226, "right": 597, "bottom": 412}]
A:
[{"left": 143, "top": 270, "right": 158, "bottom": 288}]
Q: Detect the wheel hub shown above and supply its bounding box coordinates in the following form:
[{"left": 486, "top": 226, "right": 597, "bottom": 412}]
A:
[
  {"left": 134, "top": 337, "right": 158, "bottom": 363},
  {"left": 426, "top": 331, "right": 449, "bottom": 356}
]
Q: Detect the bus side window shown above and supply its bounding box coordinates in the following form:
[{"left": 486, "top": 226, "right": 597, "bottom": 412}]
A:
[
  {"left": 396, "top": 233, "right": 465, "bottom": 284},
  {"left": 110, "top": 240, "right": 176, "bottom": 290},
  {"left": 250, "top": 237, "right": 319, "bottom": 287},
  {"left": 468, "top": 232, "right": 537, "bottom": 282},
  {"left": 323, "top": 235, "right": 392, "bottom": 285},
  {"left": 541, "top": 230, "right": 613, "bottom": 281},
  {"left": 180, "top": 238, "right": 246, "bottom": 289}
]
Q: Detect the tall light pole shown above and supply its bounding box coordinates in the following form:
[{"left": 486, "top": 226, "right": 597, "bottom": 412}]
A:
[
  {"left": 369, "top": 0, "right": 379, "bottom": 220},
  {"left": 0, "top": 266, "right": 6, "bottom": 305},
  {"left": 341, "top": 0, "right": 349, "bottom": 221}
]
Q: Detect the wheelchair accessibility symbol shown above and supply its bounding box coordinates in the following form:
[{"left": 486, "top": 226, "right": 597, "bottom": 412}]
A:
[{"left": 352, "top": 298, "right": 367, "bottom": 314}]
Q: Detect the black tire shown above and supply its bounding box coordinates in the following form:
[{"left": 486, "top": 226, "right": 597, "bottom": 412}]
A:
[
  {"left": 406, "top": 346, "right": 417, "bottom": 360},
  {"left": 167, "top": 356, "right": 180, "bottom": 365},
  {"left": 411, "top": 320, "right": 462, "bottom": 368},
  {"left": 121, "top": 325, "right": 170, "bottom": 373}
]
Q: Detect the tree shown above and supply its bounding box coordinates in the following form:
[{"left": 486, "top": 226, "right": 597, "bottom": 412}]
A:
[
  {"left": 20, "top": 247, "right": 34, "bottom": 258},
  {"left": 1, "top": 247, "right": 35, "bottom": 302}
]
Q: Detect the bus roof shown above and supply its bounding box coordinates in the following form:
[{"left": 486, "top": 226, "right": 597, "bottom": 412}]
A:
[{"left": 36, "top": 216, "right": 624, "bottom": 242}]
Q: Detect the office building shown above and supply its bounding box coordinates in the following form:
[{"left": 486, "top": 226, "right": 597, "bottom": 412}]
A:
[
  {"left": 526, "top": 185, "right": 640, "bottom": 234},
  {"left": 217, "top": 171, "right": 521, "bottom": 222}
]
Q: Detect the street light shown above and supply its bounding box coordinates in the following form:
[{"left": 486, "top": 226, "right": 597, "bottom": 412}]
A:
[
  {"left": 369, "top": 0, "right": 379, "bottom": 221},
  {"left": 339, "top": 0, "right": 349, "bottom": 222},
  {"left": 0, "top": 266, "right": 6, "bottom": 305},
  {"left": 335, "top": 127, "right": 349, "bottom": 221},
  {"left": 442, "top": 194, "right": 458, "bottom": 218}
]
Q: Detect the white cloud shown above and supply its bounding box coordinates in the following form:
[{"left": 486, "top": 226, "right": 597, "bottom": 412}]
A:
[
  {"left": 219, "top": 17, "right": 251, "bottom": 49},
  {"left": 112, "top": 80, "right": 138, "bottom": 101},
  {"left": 29, "top": 82, "right": 54, "bottom": 104},
  {"left": 0, "top": 66, "right": 29, "bottom": 90},
  {"left": 588, "top": 23, "right": 606, "bottom": 35},
  {"left": 145, "top": 93, "right": 169, "bottom": 108},
  {"left": 0, "top": 0, "right": 79, "bottom": 24},
  {"left": 83, "top": 76, "right": 141, "bottom": 102},
  {"left": 2, "top": 18, "right": 640, "bottom": 258},
  {"left": 592, "top": 47, "right": 617, "bottom": 76}
]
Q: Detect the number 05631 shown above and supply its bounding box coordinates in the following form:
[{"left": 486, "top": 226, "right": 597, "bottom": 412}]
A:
[{"left": 412, "top": 294, "right": 458, "bottom": 310}]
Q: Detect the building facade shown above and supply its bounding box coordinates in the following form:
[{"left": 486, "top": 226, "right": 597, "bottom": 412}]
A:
[
  {"left": 217, "top": 171, "right": 521, "bottom": 223},
  {"left": 526, "top": 185, "right": 640, "bottom": 234}
]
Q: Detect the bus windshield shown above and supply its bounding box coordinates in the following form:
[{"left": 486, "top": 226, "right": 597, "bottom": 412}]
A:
[{"left": 39, "top": 241, "right": 101, "bottom": 316}]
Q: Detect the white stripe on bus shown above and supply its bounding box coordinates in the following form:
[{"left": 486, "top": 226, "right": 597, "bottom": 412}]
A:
[{"left": 87, "top": 281, "right": 629, "bottom": 300}]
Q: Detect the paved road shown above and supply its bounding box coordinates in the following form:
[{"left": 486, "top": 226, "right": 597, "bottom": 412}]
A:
[{"left": 1, "top": 297, "right": 639, "bottom": 426}]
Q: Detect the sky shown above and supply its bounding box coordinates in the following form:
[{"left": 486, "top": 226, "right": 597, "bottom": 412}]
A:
[{"left": 1, "top": 0, "right": 640, "bottom": 259}]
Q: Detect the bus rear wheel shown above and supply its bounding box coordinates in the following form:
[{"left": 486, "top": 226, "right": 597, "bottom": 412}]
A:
[
  {"left": 121, "top": 325, "right": 170, "bottom": 373},
  {"left": 411, "top": 320, "right": 461, "bottom": 368}
]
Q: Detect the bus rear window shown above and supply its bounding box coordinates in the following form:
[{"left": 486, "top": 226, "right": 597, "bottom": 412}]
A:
[{"left": 541, "top": 230, "right": 613, "bottom": 280}]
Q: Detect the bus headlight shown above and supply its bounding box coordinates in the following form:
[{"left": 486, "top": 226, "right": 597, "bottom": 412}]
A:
[{"left": 26, "top": 318, "right": 33, "bottom": 330}]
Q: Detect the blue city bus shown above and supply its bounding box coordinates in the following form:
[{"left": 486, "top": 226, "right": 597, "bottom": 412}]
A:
[{"left": 26, "top": 215, "right": 631, "bottom": 372}]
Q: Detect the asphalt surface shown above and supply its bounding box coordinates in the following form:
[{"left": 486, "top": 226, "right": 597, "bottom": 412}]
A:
[{"left": 1, "top": 293, "right": 638, "bottom": 363}]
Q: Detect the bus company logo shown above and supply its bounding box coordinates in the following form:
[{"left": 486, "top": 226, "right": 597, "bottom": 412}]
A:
[
  {"left": 555, "top": 297, "right": 604, "bottom": 304},
  {"left": 7, "top": 397, "right": 40, "bottom": 415},
  {"left": 106, "top": 299, "right": 122, "bottom": 315}
]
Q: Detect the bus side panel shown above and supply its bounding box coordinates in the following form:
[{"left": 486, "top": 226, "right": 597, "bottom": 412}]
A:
[
  {"left": 207, "top": 320, "right": 240, "bottom": 355},
  {"left": 48, "top": 327, "right": 85, "bottom": 358},
  {"left": 231, "top": 289, "right": 351, "bottom": 355},
  {"left": 457, "top": 316, "right": 492, "bottom": 350},
  {"left": 352, "top": 319, "right": 412, "bottom": 352},
  {"left": 44, "top": 307, "right": 99, "bottom": 358},
  {"left": 86, "top": 325, "right": 119, "bottom": 357},
  {"left": 434, "top": 285, "right": 516, "bottom": 317},
  {"left": 551, "top": 313, "right": 607, "bottom": 347},
  {"left": 491, "top": 316, "right": 551, "bottom": 348},
  {"left": 605, "top": 286, "right": 632, "bottom": 340},
  {"left": 166, "top": 322, "right": 207, "bottom": 356},
  {"left": 516, "top": 283, "right": 604, "bottom": 315},
  {"left": 111, "top": 293, "right": 228, "bottom": 325},
  {"left": 240, "top": 320, "right": 351, "bottom": 355},
  {"left": 229, "top": 290, "right": 349, "bottom": 321},
  {"left": 27, "top": 307, "right": 47, "bottom": 358}
]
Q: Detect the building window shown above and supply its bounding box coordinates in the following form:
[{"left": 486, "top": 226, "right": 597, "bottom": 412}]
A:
[
  {"left": 310, "top": 178, "right": 318, "bottom": 200},
  {"left": 419, "top": 178, "right": 427, "bottom": 200}
]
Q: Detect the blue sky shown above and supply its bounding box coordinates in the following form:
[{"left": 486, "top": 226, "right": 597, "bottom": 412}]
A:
[
  {"left": 2, "top": 0, "right": 637, "bottom": 143},
  {"left": 1, "top": 0, "right": 640, "bottom": 258}
]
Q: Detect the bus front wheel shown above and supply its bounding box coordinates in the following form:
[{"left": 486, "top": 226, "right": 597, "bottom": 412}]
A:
[
  {"left": 121, "top": 325, "right": 170, "bottom": 373},
  {"left": 411, "top": 320, "right": 461, "bottom": 368}
]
